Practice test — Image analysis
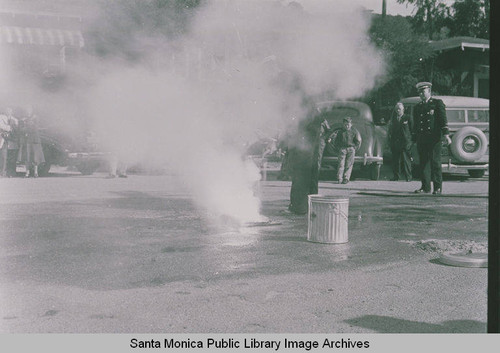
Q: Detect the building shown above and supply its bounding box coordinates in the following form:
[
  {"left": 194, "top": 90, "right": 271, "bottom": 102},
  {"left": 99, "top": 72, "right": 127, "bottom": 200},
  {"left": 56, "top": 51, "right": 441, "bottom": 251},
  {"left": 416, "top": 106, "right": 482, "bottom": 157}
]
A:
[
  {"left": 429, "top": 36, "right": 489, "bottom": 99},
  {"left": 0, "top": 9, "right": 86, "bottom": 91}
]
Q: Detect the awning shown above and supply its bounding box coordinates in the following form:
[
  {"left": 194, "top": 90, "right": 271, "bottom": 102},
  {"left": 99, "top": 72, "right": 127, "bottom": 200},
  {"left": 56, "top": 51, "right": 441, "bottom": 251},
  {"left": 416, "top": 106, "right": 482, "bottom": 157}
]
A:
[
  {"left": 0, "top": 26, "right": 84, "bottom": 48},
  {"left": 429, "top": 36, "right": 489, "bottom": 52}
]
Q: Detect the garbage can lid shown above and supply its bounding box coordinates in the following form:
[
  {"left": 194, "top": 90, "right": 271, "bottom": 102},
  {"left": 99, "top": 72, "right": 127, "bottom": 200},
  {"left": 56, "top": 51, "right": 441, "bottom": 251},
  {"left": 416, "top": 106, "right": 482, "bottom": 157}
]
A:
[
  {"left": 439, "top": 252, "right": 488, "bottom": 268},
  {"left": 308, "top": 194, "right": 349, "bottom": 202}
]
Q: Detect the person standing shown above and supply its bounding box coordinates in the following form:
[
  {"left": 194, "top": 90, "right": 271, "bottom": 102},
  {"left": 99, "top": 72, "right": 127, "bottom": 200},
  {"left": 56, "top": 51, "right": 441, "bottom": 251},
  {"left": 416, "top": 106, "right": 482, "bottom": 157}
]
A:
[
  {"left": 309, "top": 109, "right": 331, "bottom": 194},
  {"left": 277, "top": 116, "right": 298, "bottom": 181},
  {"left": 329, "top": 117, "right": 362, "bottom": 184},
  {"left": 106, "top": 154, "right": 128, "bottom": 178},
  {"left": 288, "top": 105, "right": 329, "bottom": 214},
  {"left": 387, "top": 102, "right": 413, "bottom": 181},
  {"left": 0, "top": 111, "right": 12, "bottom": 177},
  {"left": 17, "top": 107, "right": 45, "bottom": 178},
  {"left": 4, "top": 108, "right": 19, "bottom": 177},
  {"left": 412, "top": 82, "right": 451, "bottom": 195}
]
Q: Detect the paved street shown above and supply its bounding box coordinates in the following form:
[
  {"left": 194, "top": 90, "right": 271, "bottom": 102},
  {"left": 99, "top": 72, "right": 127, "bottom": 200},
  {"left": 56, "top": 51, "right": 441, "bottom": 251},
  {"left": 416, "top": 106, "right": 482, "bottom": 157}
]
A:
[{"left": 0, "top": 167, "right": 488, "bottom": 333}]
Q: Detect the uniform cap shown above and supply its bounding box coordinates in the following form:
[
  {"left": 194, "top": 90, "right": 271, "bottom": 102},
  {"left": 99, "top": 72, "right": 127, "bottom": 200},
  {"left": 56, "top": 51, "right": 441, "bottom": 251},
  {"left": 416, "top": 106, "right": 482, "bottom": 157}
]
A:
[
  {"left": 416, "top": 82, "right": 432, "bottom": 91},
  {"left": 343, "top": 117, "right": 352, "bottom": 123}
]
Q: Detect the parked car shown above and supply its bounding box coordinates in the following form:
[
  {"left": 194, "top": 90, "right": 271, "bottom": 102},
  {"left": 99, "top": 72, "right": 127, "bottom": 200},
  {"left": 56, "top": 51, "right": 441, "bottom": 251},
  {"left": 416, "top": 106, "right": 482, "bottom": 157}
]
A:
[
  {"left": 400, "top": 96, "right": 489, "bottom": 178},
  {"left": 22, "top": 126, "right": 108, "bottom": 176},
  {"left": 318, "top": 101, "right": 385, "bottom": 180}
]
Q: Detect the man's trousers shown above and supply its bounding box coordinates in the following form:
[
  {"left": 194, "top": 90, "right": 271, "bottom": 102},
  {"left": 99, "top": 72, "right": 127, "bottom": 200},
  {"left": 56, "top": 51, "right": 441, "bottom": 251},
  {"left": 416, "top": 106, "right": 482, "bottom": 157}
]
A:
[
  {"left": 417, "top": 140, "right": 442, "bottom": 192},
  {"left": 337, "top": 147, "right": 356, "bottom": 182}
]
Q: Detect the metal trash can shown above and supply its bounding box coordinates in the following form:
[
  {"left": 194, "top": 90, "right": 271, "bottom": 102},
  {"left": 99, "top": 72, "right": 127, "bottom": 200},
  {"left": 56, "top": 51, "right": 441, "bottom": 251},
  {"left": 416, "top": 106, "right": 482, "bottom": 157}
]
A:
[{"left": 307, "top": 195, "right": 349, "bottom": 244}]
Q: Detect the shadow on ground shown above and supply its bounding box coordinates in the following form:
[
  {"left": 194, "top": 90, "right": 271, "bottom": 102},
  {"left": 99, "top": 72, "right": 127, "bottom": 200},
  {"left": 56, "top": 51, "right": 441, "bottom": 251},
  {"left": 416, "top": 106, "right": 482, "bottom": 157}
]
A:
[{"left": 345, "top": 315, "right": 486, "bottom": 333}]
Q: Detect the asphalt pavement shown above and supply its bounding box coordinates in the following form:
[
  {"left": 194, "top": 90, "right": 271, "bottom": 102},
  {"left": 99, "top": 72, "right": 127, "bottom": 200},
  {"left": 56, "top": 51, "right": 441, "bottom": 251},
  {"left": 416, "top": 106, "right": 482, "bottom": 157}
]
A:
[{"left": 0, "top": 166, "right": 488, "bottom": 333}]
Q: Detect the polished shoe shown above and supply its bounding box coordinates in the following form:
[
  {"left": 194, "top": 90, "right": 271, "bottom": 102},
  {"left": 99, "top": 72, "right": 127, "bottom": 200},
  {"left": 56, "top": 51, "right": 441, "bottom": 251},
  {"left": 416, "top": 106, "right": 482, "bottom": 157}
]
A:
[
  {"left": 414, "top": 188, "right": 430, "bottom": 194},
  {"left": 390, "top": 177, "right": 399, "bottom": 181},
  {"left": 406, "top": 178, "right": 412, "bottom": 182},
  {"left": 341, "top": 179, "right": 349, "bottom": 184},
  {"left": 432, "top": 188, "right": 442, "bottom": 195}
]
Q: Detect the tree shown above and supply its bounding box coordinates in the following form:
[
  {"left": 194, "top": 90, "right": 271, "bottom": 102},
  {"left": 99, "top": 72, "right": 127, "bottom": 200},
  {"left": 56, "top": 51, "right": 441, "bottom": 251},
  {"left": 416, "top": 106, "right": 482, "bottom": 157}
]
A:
[
  {"left": 449, "top": 0, "right": 489, "bottom": 38},
  {"left": 430, "top": 2, "right": 453, "bottom": 39},
  {"left": 396, "top": 0, "right": 447, "bottom": 39},
  {"left": 368, "top": 15, "right": 434, "bottom": 108},
  {"left": 397, "top": 0, "right": 489, "bottom": 40}
]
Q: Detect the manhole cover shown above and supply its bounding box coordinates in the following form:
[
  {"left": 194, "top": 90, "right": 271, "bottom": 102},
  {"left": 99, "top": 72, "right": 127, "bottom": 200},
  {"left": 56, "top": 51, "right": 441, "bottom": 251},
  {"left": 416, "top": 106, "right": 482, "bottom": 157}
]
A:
[{"left": 439, "top": 252, "right": 488, "bottom": 268}]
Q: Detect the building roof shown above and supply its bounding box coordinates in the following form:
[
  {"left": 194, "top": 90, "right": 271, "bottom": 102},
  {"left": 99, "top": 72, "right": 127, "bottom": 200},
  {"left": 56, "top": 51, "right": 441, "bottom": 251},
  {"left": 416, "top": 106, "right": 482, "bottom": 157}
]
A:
[{"left": 429, "top": 36, "right": 489, "bottom": 52}]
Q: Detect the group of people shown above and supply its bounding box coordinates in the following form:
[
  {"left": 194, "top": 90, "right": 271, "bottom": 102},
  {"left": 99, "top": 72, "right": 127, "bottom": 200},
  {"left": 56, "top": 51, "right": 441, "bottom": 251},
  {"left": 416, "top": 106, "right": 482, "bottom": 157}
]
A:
[
  {"left": 0, "top": 107, "right": 45, "bottom": 178},
  {"left": 284, "top": 81, "right": 451, "bottom": 215},
  {"left": 388, "top": 81, "right": 451, "bottom": 195},
  {"left": 284, "top": 109, "right": 362, "bottom": 215}
]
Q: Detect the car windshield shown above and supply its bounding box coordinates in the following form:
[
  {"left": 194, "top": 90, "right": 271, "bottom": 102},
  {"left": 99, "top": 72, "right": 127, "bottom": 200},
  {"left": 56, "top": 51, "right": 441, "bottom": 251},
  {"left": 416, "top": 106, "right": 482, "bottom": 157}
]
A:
[{"left": 327, "top": 107, "right": 361, "bottom": 120}]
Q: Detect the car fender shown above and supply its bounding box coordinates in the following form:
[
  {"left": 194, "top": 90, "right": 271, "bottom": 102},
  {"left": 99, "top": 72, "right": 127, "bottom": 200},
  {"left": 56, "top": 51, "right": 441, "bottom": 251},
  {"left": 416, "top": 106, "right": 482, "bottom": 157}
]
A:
[{"left": 39, "top": 134, "right": 68, "bottom": 165}]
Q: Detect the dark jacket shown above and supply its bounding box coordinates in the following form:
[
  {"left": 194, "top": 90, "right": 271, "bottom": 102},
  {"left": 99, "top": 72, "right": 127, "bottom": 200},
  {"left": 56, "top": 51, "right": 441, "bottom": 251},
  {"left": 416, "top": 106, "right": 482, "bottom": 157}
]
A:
[
  {"left": 412, "top": 97, "right": 449, "bottom": 143},
  {"left": 387, "top": 113, "right": 413, "bottom": 150},
  {"left": 331, "top": 127, "right": 362, "bottom": 151}
]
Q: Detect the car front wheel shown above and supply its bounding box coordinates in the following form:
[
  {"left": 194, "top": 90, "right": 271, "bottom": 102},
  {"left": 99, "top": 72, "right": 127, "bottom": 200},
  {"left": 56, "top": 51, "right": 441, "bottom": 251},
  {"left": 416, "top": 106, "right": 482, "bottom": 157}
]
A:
[
  {"left": 76, "top": 161, "right": 100, "bottom": 175},
  {"left": 37, "top": 162, "right": 51, "bottom": 177}
]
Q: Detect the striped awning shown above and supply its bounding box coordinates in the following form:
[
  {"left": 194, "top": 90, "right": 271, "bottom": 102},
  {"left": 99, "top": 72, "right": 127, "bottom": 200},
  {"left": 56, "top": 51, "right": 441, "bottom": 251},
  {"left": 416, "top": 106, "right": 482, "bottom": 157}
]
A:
[{"left": 0, "top": 26, "right": 84, "bottom": 48}]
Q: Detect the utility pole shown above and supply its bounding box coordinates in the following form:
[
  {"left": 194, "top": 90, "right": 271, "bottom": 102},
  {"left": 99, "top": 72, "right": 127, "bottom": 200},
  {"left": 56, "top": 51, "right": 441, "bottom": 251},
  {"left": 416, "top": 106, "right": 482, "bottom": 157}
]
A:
[{"left": 382, "top": 0, "right": 387, "bottom": 18}]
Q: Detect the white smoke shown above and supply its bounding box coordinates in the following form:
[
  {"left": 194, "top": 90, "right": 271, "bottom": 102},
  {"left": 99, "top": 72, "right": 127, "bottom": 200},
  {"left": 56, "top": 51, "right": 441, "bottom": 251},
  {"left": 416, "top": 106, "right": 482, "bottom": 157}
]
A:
[
  {"left": 86, "top": 66, "right": 265, "bottom": 223},
  {"left": 84, "top": 0, "right": 384, "bottom": 224},
  {"left": 1, "top": 0, "right": 385, "bottom": 224}
]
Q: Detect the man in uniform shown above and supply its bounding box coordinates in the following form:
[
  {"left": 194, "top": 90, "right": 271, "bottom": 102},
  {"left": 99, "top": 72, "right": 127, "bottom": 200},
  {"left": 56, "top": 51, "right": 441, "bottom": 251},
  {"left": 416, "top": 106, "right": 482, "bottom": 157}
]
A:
[{"left": 412, "top": 82, "right": 452, "bottom": 195}]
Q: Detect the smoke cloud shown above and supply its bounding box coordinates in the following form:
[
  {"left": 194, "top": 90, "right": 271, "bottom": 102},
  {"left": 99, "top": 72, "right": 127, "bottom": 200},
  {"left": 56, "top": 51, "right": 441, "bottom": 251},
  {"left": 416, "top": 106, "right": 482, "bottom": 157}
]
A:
[{"left": 1, "top": 0, "right": 385, "bottom": 224}]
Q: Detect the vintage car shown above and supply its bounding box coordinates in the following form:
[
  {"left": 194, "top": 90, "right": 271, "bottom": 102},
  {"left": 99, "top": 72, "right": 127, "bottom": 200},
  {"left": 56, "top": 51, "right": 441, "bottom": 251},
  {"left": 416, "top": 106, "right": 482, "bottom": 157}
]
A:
[
  {"left": 21, "top": 127, "right": 107, "bottom": 177},
  {"left": 318, "top": 100, "right": 385, "bottom": 180},
  {"left": 400, "top": 96, "right": 489, "bottom": 178}
]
